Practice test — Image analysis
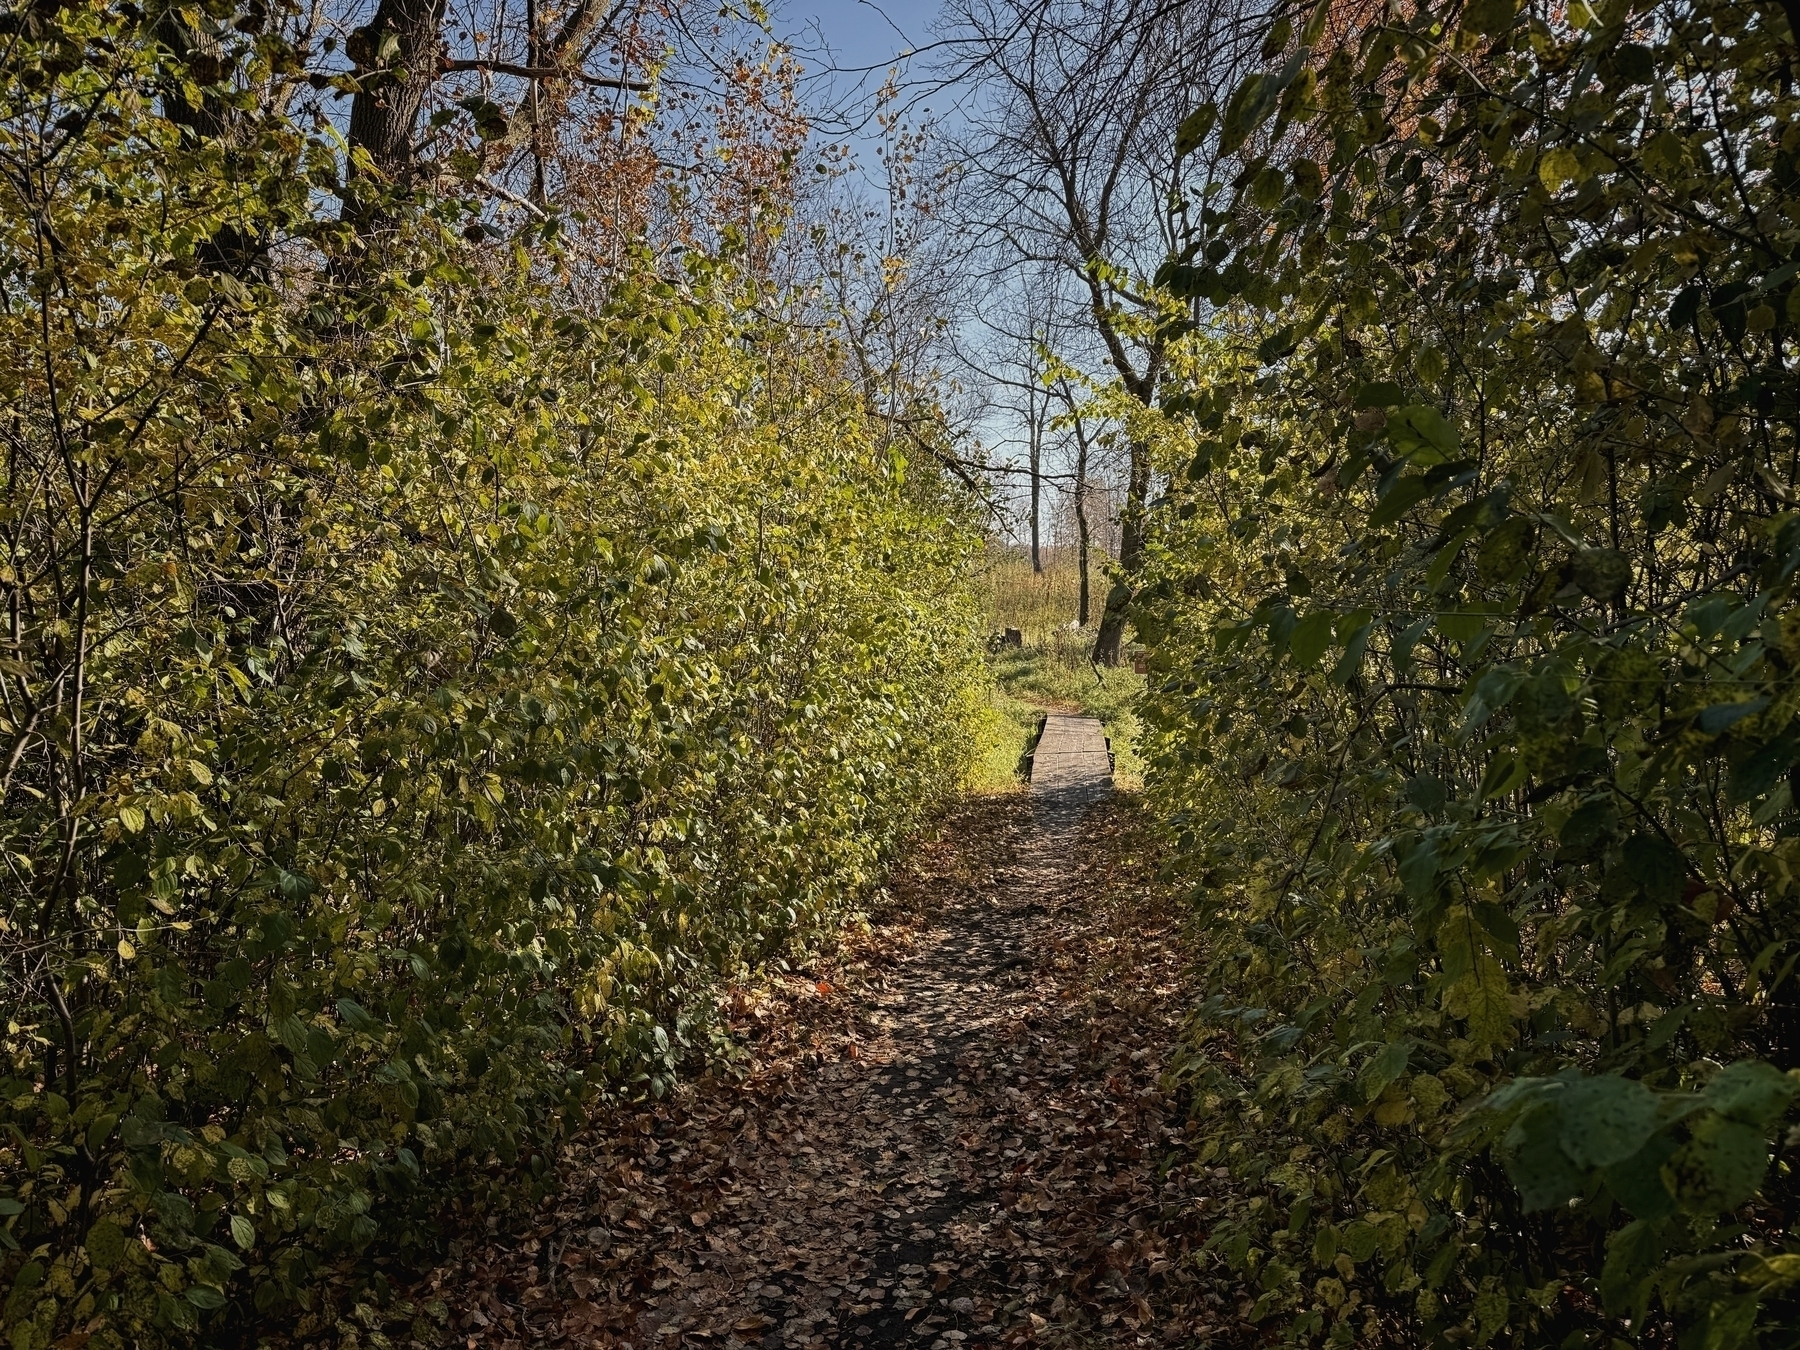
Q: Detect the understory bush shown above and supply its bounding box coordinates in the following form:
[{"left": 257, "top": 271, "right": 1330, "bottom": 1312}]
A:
[
  {"left": 0, "top": 3, "right": 985, "bottom": 1342},
  {"left": 1131, "top": 0, "right": 1800, "bottom": 1342}
]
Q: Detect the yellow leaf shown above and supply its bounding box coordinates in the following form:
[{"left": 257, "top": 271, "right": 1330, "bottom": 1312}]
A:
[
  {"left": 1640, "top": 128, "right": 1685, "bottom": 181},
  {"left": 117, "top": 938, "right": 136, "bottom": 959},
  {"left": 1465, "top": 980, "right": 1515, "bottom": 1048},
  {"left": 1538, "top": 146, "right": 1584, "bottom": 192},
  {"left": 1373, "top": 1095, "right": 1415, "bottom": 1127},
  {"left": 1747, "top": 1253, "right": 1800, "bottom": 1288}
]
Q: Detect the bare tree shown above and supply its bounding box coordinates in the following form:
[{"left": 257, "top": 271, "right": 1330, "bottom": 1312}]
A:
[
  {"left": 334, "top": 0, "right": 785, "bottom": 251},
  {"left": 938, "top": 0, "right": 1253, "bottom": 661},
  {"left": 1027, "top": 340, "right": 1044, "bottom": 573},
  {"left": 798, "top": 101, "right": 999, "bottom": 497},
  {"left": 1055, "top": 377, "right": 1095, "bottom": 626}
]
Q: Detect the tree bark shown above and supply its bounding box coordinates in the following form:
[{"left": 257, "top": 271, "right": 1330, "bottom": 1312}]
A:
[
  {"left": 1028, "top": 377, "right": 1043, "bottom": 573},
  {"left": 153, "top": 6, "right": 269, "bottom": 274},
  {"left": 342, "top": 0, "right": 448, "bottom": 225},
  {"left": 1075, "top": 427, "right": 1091, "bottom": 628},
  {"left": 480, "top": 0, "right": 633, "bottom": 171},
  {"left": 1091, "top": 437, "right": 1148, "bottom": 665},
  {"left": 940, "top": 0, "right": 1246, "bottom": 666}
]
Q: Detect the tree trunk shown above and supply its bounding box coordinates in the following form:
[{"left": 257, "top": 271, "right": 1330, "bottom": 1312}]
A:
[
  {"left": 526, "top": 0, "right": 546, "bottom": 206},
  {"left": 1028, "top": 380, "right": 1043, "bottom": 573},
  {"left": 342, "top": 0, "right": 448, "bottom": 225},
  {"left": 1075, "top": 433, "right": 1090, "bottom": 628},
  {"left": 154, "top": 9, "right": 269, "bottom": 274},
  {"left": 1091, "top": 438, "right": 1148, "bottom": 665}
]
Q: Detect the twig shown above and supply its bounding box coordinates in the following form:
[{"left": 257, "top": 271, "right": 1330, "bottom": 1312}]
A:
[
  {"left": 474, "top": 176, "right": 547, "bottom": 219},
  {"left": 444, "top": 58, "right": 648, "bottom": 90}
]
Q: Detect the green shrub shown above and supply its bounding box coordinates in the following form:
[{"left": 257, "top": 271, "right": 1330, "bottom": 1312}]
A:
[
  {"left": 0, "top": 5, "right": 983, "bottom": 1342},
  {"left": 1134, "top": 0, "right": 1800, "bottom": 1342}
]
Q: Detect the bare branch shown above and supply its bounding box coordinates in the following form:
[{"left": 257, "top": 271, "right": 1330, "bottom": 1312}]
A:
[{"left": 442, "top": 58, "right": 648, "bottom": 90}]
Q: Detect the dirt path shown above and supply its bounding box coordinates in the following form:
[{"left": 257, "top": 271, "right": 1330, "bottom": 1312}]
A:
[{"left": 429, "top": 727, "right": 1236, "bottom": 1349}]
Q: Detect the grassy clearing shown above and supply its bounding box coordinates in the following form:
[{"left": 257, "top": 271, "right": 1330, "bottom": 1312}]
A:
[
  {"left": 988, "top": 647, "right": 1146, "bottom": 790},
  {"left": 982, "top": 545, "right": 1093, "bottom": 645},
  {"left": 968, "top": 546, "right": 1145, "bottom": 794}
]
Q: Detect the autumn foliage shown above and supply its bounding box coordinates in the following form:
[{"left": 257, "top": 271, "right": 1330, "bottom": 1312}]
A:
[
  {"left": 1132, "top": 0, "right": 1800, "bottom": 1341},
  {"left": 0, "top": 0, "right": 984, "bottom": 1344}
]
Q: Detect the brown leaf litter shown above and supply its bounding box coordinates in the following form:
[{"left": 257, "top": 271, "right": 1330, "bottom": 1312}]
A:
[{"left": 417, "top": 792, "right": 1251, "bottom": 1349}]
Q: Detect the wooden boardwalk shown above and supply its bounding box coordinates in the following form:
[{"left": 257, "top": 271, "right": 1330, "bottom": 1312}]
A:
[{"left": 1028, "top": 713, "right": 1113, "bottom": 806}]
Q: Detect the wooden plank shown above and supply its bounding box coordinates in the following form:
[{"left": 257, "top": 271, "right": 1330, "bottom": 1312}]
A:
[{"left": 1028, "top": 713, "right": 1113, "bottom": 803}]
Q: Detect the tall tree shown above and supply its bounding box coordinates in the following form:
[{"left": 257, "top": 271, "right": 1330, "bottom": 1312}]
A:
[
  {"left": 1027, "top": 334, "right": 1046, "bottom": 572},
  {"left": 1055, "top": 378, "right": 1095, "bottom": 626},
  {"left": 342, "top": 0, "right": 448, "bottom": 203},
  {"left": 941, "top": 0, "right": 1253, "bottom": 660}
]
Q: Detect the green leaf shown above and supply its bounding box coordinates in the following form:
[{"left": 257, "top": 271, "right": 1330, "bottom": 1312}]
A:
[
  {"left": 1664, "top": 1115, "right": 1769, "bottom": 1211},
  {"left": 84, "top": 1218, "right": 126, "bottom": 1270},
  {"left": 1690, "top": 1294, "right": 1761, "bottom": 1350},
  {"left": 5, "top": 1262, "right": 44, "bottom": 1325},
  {"left": 1313, "top": 1224, "right": 1338, "bottom": 1266},
  {"left": 1538, "top": 145, "right": 1585, "bottom": 192},
  {"left": 1462, "top": 0, "right": 1518, "bottom": 34},
  {"left": 1500, "top": 1101, "right": 1585, "bottom": 1211},
  {"left": 1640, "top": 128, "right": 1685, "bottom": 181},
  {"left": 1340, "top": 1220, "right": 1381, "bottom": 1261},
  {"left": 1464, "top": 979, "right": 1513, "bottom": 1047},
  {"left": 1621, "top": 834, "right": 1685, "bottom": 905},
  {"left": 1433, "top": 610, "right": 1487, "bottom": 642},
  {"left": 1219, "top": 73, "right": 1270, "bottom": 155},
  {"left": 1397, "top": 831, "right": 1442, "bottom": 898},
  {"left": 230, "top": 1214, "right": 256, "bottom": 1251},
  {"left": 1479, "top": 751, "right": 1526, "bottom": 800},
  {"left": 1556, "top": 1075, "right": 1661, "bottom": 1169},
  {"left": 1473, "top": 1281, "right": 1509, "bottom": 1337},
  {"left": 1475, "top": 663, "right": 1520, "bottom": 708},
  {"left": 1354, "top": 381, "right": 1403, "bottom": 409},
  {"left": 1599, "top": 1219, "right": 1662, "bottom": 1317},
  {"left": 1386, "top": 405, "right": 1459, "bottom": 463},
  {"left": 271, "top": 1013, "right": 308, "bottom": 1054},
  {"left": 1476, "top": 517, "right": 1536, "bottom": 584},
  {"left": 1175, "top": 104, "right": 1218, "bottom": 157},
  {"left": 1559, "top": 798, "right": 1616, "bottom": 849},
  {"left": 1256, "top": 324, "right": 1297, "bottom": 363},
  {"left": 1359, "top": 1040, "right": 1411, "bottom": 1101},
  {"left": 1425, "top": 529, "right": 1471, "bottom": 588},
  {"left": 1369, "top": 474, "right": 1433, "bottom": 528},
  {"left": 185, "top": 1284, "right": 228, "bottom": 1310},
  {"left": 1572, "top": 548, "right": 1631, "bottom": 603},
  {"left": 1703, "top": 1060, "right": 1798, "bottom": 1129},
  {"left": 336, "top": 998, "right": 378, "bottom": 1034},
  {"left": 1289, "top": 611, "right": 1335, "bottom": 667},
  {"left": 1251, "top": 166, "right": 1287, "bottom": 210},
  {"left": 1602, "top": 1131, "right": 1679, "bottom": 1219},
  {"left": 1404, "top": 774, "right": 1446, "bottom": 815},
  {"left": 86, "top": 1112, "right": 119, "bottom": 1156},
  {"left": 1698, "top": 698, "right": 1769, "bottom": 735},
  {"left": 1330, "top": 622, "right": 1373, "bottom": 684}
]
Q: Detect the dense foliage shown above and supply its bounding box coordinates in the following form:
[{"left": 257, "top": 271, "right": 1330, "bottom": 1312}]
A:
[
  {"left": 1132, "top": 0, "right": 1800, "bottom": 1342},
  {"left": 0, "top": 3, "right": 985, "bottom": 1344}
]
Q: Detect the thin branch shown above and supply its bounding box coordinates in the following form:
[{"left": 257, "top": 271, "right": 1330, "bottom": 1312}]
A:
[
  {"left": 475, "top": 174, "right": 548, "bottom": 218},
  {"left": 443, "top": 58, "right": 648, "bottom": 89}
]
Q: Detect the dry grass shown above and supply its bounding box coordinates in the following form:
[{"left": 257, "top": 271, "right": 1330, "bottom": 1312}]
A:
[
  {"left": 969, "top": 543, "right": 1146, "bottom": 794},
  {"left": 983, "top": 545, "right": 1102, "bottom": 646}
]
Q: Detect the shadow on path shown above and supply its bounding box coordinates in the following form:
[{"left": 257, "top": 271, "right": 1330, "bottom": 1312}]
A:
[{"left": 430, "top": 723, "right": 1240, "bottom": 1348}]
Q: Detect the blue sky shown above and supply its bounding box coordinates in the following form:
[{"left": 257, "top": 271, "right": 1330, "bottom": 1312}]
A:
[
  {"left": 774, "top": 0, "right": 957, "bottom": 147},
  {"left": 778, "top": 0, "right": 945, "bottom": 79}
]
